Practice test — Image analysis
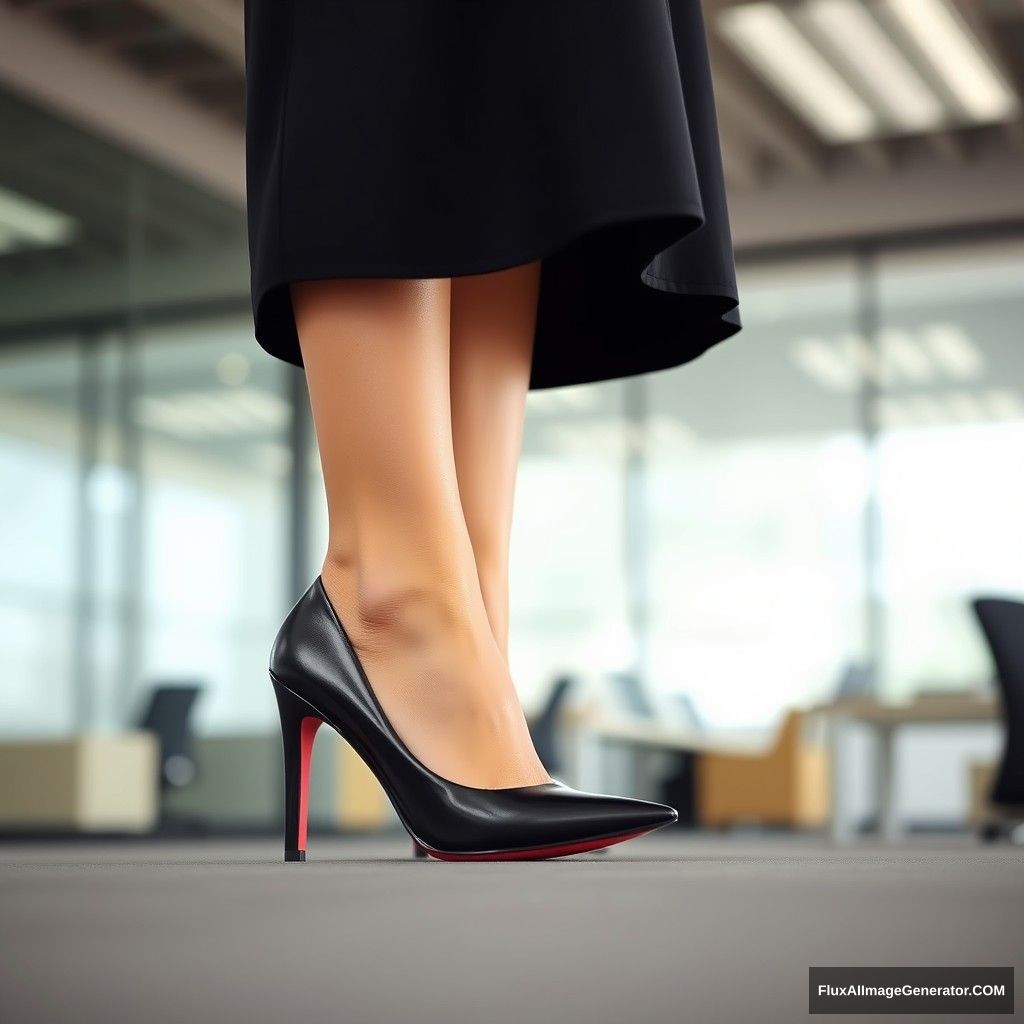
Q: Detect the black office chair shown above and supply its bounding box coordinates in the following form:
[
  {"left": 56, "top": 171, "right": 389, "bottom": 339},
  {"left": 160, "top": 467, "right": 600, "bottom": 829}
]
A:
[
  {"left": 669, "top": 693, "right": 704, "bottom": 731},
  {"left": 972, "top": 598, "right": 1024, "bottom": 842},
  {"left": 833, "top": 660, "right": 876, "bottom": 702},
  {"left": 137, "top": 684, "right": 202, "bottom": 790},
  {"left": 529, "top": 675, "right": 575, "bottom": 773},
  {"left": 608, "top": 671, "right": 656, "bottom": 719}
]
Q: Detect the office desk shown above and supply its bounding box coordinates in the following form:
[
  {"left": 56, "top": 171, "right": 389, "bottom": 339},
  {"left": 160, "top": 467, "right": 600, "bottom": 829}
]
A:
[
  {"left": 822, "top": 694, "right": 999, "bottom": 844},
  {"left": 564, "top": 710, "right": 763, "bottom": 795}
]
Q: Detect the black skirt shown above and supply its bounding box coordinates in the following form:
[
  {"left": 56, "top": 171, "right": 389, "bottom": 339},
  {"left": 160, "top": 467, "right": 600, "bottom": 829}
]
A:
[{"left": 244, "top": 0, "right": 741, "bottom": 390}]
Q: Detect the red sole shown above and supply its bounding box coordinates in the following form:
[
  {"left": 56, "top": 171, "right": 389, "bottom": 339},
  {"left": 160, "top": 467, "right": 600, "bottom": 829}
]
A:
[
  {"left": 296, "top": 716, "right": 322, "bottom": 851},
  {"left": 413, "top": 827, "right": 651, "bottom": 862}
]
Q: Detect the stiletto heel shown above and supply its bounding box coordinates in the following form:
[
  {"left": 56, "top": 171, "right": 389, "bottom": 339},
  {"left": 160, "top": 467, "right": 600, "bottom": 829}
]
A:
[
  {"left": 273, "top": 677, "right": 323, "bottom": 863},
  {"left": 269, "top": 579, "right": 677, "bottom": 861}
]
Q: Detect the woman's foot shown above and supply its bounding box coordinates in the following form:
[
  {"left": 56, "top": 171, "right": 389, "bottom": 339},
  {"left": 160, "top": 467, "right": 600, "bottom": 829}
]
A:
[
  {"left": 271, "top": 579, "right": 677, "bottom": 861},
  {"left": 321, "top": 558, "right": 550, "bottom": 790}
]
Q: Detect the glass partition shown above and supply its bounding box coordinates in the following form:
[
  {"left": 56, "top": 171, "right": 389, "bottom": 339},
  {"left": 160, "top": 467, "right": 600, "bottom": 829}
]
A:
[
  {"left": 645, "top": 257, "right": 868, "bottom": 728},
  {"left": 1, "top": 73, "right": 1020, "bottom": 747},
  {"left": 0, "top": 340, "right": 81, "bottom": 736},
  {"left": 136, "top": 318, "right": 290, "bottom": 733},
  {"left": 513, "top": 379, "right": 630, "bottom": 708},
  {"left": 875, "top": 240, "right": 1024, "bottom": 698}
]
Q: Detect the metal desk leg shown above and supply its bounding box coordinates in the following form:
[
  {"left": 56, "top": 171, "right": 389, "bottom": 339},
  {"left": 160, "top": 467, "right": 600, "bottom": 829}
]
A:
[
  {"left": 876, "top": 724, "right": 900, "bottom": 842},
  {"left": 830, "top": 714, "right": 854, "bottom": 845}
]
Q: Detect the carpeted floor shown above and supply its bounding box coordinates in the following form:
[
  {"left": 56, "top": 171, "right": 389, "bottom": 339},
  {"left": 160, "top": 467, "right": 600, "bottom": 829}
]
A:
[{"left": 0, "top": 833, "right": 1020, "bottom": 1024}]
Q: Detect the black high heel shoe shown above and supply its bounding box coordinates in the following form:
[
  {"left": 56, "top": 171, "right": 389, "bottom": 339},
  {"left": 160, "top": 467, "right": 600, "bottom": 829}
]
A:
[{"left": 271, "top": 579, "right": 677, "bottom": 861}]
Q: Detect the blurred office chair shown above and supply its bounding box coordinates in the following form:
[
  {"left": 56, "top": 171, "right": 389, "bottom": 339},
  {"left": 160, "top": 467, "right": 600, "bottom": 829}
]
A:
[
  {"left": 608, "top": 671, "right": 657, "bottom": 719},
  {"left": 137, "top": 684, "right": 202, "bottom": 790},
  {"left": 529, "top": 675, "right": 575, "bottom": 773},
  {"left": 972, "top": 598, "right": 1024, "bottom": 842},
  {"left": 833, "top": 661, "right": 876, "bottom": 702},
  {"left": 669, "top": 693, "right": 704, "bottom": 731},
  {"left": 696, "top": 710, "right": 829, "bottom": 830}
]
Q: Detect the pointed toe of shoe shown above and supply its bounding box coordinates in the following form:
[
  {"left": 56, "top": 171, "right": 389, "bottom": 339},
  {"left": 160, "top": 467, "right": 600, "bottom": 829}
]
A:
[
  {"left": 638, "top": 800, "right": 679, "bottom": 830},
  {"left": 607, "top": 796, "right": 678, "bottom": 835},
  {"left": 540, "top": 788, "right": 678, "bottom": 847}
]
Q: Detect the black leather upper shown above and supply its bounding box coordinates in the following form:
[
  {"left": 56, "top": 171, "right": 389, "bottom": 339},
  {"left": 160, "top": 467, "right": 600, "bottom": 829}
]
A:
[{"left": 270, "top": 579, "right": 677, "bottom": 855}]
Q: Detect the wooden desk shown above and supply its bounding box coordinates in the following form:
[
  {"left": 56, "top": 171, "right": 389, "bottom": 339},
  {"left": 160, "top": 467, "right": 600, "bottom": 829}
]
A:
[{"left": 821, "top": 693, "right": 999, "bottom": 844}]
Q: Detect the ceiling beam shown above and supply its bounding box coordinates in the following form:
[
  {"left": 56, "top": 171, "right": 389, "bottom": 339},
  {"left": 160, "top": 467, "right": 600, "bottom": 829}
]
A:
[
  {"left": 0, "top": 239, "right": 249, "bottom": 334},
  {"left": 950, "top": 0, "right": 1024, "bottom": 152},
  {"left": 707, "top": 36, "right": 828, "bottom": 177},
  {"left": 135, "top": 0, "right": 244, "bottom": 69},
  {"left": 0, "top": 3, "right": 245, "bottom": 204},
  {"left": 730, "top": 148, "right": 1024, "bottom": 250}
]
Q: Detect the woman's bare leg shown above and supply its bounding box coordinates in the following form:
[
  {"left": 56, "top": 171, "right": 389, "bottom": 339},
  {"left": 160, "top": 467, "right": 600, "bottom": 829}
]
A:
[
  {"left": 450, "top": 261, "right": 541, "bottom": 658},
  {"left": 291, "top": 278, "right": 548, "bottom": 789}
]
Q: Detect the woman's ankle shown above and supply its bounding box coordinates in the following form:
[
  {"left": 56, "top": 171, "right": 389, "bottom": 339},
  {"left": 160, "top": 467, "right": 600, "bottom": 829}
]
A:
[
  {"left": 320, "top": 552, "right": 483, "bottom": 656},
  {"left": 319, "top": 553, "right": 549, "bottom": 788}
]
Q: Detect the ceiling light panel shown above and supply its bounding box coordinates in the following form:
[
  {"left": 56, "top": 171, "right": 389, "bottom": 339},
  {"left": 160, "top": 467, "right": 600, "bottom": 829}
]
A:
[
  {"left": 790, "top": 337, "right": 860, "bottom": 392},
  {"left": 803, "top": 0, "right": 946, "bottom": 133},
  {"left": 985, "top": 389, "right": 1024, "bottom": 421},
  {"left": 944, "top": 390, "right": 985, "bottom": 422},
  {"left": 719, "top": 2, "right": 878, "bottom": 141},
  {"left": 0, "top": 185, "right": 76, "bottom": 253},
  {"left": 919, "top": 323, "right": 985, "bottom": 381},
  {"left": 878, "top": 329, "right": 935, "bottom": 384},
  {"left": 884, "top": 0, "right": 1018, "bottom": 123}
]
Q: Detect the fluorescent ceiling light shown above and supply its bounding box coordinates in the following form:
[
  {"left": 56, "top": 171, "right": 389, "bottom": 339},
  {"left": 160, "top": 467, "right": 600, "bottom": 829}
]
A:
[
  {"left": 527, "top": 389, "right": 596, "bottom": 415},
  {"left": 805, "top": 0, "right": 945, "bottom": 132},
  {"left": 225, "top": 387, "right": 290, "bottom": 429},
  {"left": 719, "top": 2, "right": 877, "bottom": 141},
  {"left": 985, "top": 389, "right": 1024, "bottom": 421},
  {"left": 790, "top": 337, "right": 859, "bottom": 391},
  {"left": 875, "top": 397, "right": 913, "bottom": 428},
  {"left": 838, "top": 333, "right": 887, "bottom": 384},
  {"left": 543, "top": 420, "right": 631, "bottom": 459},
  {"left": 878, "top": 328, "right": 935, "bottom": 383},
  {"left": 885, "top": 0, "right": 1018, "bottom": 123},
  {"left": 944, "top": 390, "right": 984, "bottom": 422},
  {"left": 919, "top": 323, "right": 984, "bottom": 380},
  {"left": 0, "top": 184, "right": 76, "bottom": 253},
  {"left": 648, "top": 415, "right": 697, "bottom": 454},
  {"left": 904, "top": 394, "right": 949, "bottom": 426},
  {"left": 558, "top": 388, "right": 598, "bottom": 410},
  {"left": 135, "top": 387, "right": 289, "bottom": 439}
]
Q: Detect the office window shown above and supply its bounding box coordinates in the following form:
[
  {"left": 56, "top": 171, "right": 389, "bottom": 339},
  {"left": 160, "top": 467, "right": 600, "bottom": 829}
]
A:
[
  {"left": 512, "top": 380, "right": 631, "bottom": 707},
  {"left": 136, "top": 318, "right": 290, "bottom": 733},
  {"left": 645, "top": 259, "right": 868, "bottom": 728},
  {"left": 0, "top": 341, "right": 80, "bottom": 736},
  {"left": 875, "top": 241, "right": 1024, "bottom": 698}
]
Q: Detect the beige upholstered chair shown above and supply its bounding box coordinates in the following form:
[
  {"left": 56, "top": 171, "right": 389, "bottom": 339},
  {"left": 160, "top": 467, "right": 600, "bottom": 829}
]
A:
[{"left": 696, "top": 710, "right": 830, "bottom": 829}]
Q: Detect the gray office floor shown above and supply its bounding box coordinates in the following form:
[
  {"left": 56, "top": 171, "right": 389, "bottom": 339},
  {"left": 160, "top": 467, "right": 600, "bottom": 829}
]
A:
[{"left": 1, "top": 833, "right": 1020, "bottom": 1024}]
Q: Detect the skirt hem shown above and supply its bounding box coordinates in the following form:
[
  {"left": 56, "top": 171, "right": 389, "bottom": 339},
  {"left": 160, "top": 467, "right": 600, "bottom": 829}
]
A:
[{"left": 254, "top": 199, "right": 739, "bottom": 389}]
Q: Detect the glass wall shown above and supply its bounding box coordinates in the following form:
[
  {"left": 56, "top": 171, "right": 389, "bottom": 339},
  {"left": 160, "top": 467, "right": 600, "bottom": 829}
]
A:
[
  {"left": 0, "top": 340, "right": 80, "bottom": 736},
  {"left": 135, "top": 320, "right": 291, "bottom": 733},
  {"left": 644, "top": 258, "right": 868, "bottom": 729},
  {"left": 2, "top": 240, "right": 1021, "bottom": 738},
  {"left": 874, "top": 241, "right": 1024, "bottom": 699},
  {"left": 514, "top": 380, "right": 631, "bottom": 704}
]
